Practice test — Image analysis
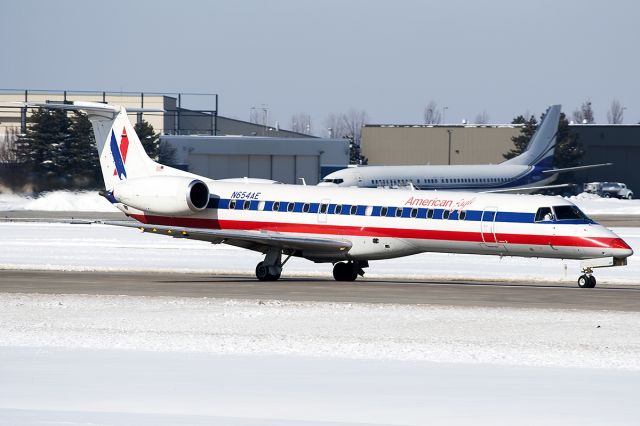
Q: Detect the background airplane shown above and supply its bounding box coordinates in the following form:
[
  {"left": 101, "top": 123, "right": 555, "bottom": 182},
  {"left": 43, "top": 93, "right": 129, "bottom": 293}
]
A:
[
  {"left": 319, "top": 105, "right": 610, "bottom": 193},
  {"left": 20, "top": 102, "right": 632, "bottom": 287}
]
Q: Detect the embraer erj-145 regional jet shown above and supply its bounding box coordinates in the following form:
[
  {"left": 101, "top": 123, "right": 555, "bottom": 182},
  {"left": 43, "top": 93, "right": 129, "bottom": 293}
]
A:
[
  {"left": 21, "top": 102, "right": 632, "bottom": 288},
  {"left": 319, "top": 105, "right": 609, "bottom": 192}
]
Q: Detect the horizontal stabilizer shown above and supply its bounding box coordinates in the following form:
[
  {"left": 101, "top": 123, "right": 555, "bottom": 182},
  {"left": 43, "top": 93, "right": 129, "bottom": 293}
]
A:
[
  {"left": 482, "top": 183, "right": 572, "bottom": 193},
  {"left": 542, "top": 163, "right": 613, "bottom": 174}
]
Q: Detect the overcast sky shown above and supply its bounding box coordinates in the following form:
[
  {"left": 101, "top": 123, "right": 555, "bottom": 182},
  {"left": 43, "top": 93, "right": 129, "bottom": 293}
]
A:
[{"left": 2, "top": 0, "right": 638, "bottom": 134}]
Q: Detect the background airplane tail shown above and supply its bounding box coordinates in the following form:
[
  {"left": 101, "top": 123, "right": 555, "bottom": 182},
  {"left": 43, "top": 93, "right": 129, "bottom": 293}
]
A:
[{"left": 502, "top": 104, "right": 561, "bottom": 168}]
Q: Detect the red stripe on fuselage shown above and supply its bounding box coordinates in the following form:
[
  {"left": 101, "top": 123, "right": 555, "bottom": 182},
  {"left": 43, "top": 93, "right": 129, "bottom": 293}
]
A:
[{"left": 130, "top": 214, "right": 626, "bottom": 250}]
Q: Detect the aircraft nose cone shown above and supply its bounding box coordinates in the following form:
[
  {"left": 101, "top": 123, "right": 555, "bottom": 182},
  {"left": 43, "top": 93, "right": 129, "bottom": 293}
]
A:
[{"left": 609, "top": 237, "right": 634, "bottom": 258}]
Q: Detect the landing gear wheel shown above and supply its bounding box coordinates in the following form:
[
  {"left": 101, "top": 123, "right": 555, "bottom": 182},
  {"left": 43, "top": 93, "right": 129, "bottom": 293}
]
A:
[
  {"left": 578, "top": 274, "right": 596, "bottom": 288},
  {"left": 255, "top": 261, "right": 280, "bottom": 281},
  {"left": 333, "top": 262, "right": 358, "bottom": 282}
]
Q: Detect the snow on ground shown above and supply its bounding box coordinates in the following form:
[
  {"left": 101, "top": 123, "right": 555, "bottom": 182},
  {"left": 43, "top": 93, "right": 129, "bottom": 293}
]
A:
[
  {"left": 0, "top": 190, "right": 118, "bottom": 212},
  {"left": 2, "top": 292, "right": 639, "bottom": 370},
  {"left": 0, "top": 221, "right": 638, "bottom": 284},
  {"left": 1, "top": 189, "right": 640, "bottom": 215},
  {"left": 1, "top": 191, "right": 640, "bottom": 425}
]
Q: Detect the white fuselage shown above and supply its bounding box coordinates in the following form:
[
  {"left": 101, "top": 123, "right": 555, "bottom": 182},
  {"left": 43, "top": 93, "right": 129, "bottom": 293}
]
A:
[
  {"left": 123, "top": 181, "right": 632, "bottom": 263},
  {"left": 318, "top": 164, "right": 557, "bottom": 192}
]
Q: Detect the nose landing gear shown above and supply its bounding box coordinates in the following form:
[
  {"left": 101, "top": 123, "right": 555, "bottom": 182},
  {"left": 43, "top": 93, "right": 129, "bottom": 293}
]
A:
[{"left": 578, "top": 267, "right": 596, "bottom": 288}]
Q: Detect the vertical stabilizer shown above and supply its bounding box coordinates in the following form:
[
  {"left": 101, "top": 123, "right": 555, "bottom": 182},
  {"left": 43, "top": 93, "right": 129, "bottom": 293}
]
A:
[{"left": 502, "top": 104, "right": 561, "bottom": 167}]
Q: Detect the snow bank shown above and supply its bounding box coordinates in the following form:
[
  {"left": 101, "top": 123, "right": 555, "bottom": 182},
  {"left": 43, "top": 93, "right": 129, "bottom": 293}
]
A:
[{"left": 0, "top": 190, "right": 118, "bottom": 212}]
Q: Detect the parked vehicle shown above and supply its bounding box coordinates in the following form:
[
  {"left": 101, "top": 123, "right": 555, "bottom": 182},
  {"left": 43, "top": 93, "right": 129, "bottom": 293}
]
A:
[{"left": 583, "top": 182, "right": 634, "bottom": 199}]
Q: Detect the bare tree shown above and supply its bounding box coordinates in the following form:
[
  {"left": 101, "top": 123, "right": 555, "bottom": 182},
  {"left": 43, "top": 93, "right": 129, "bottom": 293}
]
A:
[
  {"left": 324, "top": 109, "right": 369, "bottom": 164},
  {"left": 290, "top": 112, "right": 313, "bottom": 135},
  {"left": 607, "top": 99, "right": 624, "bottom": 124},
  {"left": 341, "top": 109, "right": 369, "bottom": 145},
  {"left": 572, "top": 100, "right": 595, "bottom": 124},
  {"left": 474, "top": 110, "right": 490, "bottom": 124},
  {"left": 423, "top": 100, "right": 442, "bottom": 124},
  {"left": 324, "top": 113, "right": 348, "bottom": 139}
]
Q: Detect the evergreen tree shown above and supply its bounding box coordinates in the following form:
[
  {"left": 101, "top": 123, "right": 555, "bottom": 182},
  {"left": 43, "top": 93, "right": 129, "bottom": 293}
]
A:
[
  {"left": 13, "top": 108, "right": 101, "bottom": 190},
  {"left": 503, "top": 114, "right": 537, "bottom": 160},
  {"left": 14, "top": 108, "right": 72, "bottom": 190},
  {"left": 134, "top": 120, "right": 160, "bottom": 160}
]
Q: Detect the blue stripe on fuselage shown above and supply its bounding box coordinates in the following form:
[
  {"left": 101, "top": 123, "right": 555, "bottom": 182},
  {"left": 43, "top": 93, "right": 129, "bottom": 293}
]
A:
[{"left": 209, "top": 197, "right": 593, "bottom": 225}]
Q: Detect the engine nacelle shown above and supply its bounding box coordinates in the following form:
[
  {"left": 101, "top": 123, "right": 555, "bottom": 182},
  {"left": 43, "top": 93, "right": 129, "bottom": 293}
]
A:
[{"left": 113, "top": 176, "right": 210, "bottom": 216}]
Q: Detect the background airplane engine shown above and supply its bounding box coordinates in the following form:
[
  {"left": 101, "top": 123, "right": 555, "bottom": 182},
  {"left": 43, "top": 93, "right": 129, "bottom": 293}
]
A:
[{"left": 112, "top": 176, "right": 209, "bottom": 215}]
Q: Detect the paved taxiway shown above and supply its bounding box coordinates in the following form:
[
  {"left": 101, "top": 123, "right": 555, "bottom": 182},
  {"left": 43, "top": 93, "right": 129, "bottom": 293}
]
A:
[{"left": 1, "top": 270, "right": 638, "bottom": 311}]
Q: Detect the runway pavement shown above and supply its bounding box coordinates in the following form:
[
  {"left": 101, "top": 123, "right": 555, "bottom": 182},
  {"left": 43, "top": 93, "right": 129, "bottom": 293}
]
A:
[{"left": 1, "top": 270, "right": 638, "bottom": 311}]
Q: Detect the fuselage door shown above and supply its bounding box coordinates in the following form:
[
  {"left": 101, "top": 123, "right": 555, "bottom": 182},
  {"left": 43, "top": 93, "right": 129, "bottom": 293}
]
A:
[{"left": 481, "top": 207, "right": 499, "bottom": 247}]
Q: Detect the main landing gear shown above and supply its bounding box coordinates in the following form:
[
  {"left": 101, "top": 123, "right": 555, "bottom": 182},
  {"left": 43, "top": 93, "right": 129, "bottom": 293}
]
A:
[
  {"left": 332, "top": 261, "right": 367, "bottom": 282},
  {"left": 254, "top": 251, "right": 368, "bottom": 282},
  {"left": 255, "top": 249, "right": 290, "bottom": 281}
]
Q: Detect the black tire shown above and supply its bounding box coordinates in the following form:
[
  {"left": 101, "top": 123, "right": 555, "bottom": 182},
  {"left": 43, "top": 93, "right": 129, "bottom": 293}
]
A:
[
  {"left": 255, "top": 262, "right": 270, "bottom": 281},
  {"left": 333, "top": 262, "right": 358, "bottom": 281},
  {"left": 578, "top": 274, "right": 593, "bottom": 288}
]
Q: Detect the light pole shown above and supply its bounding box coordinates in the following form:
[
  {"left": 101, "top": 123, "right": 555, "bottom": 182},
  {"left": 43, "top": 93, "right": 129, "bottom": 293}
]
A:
[
  {"left": 442, "top": 106, "right": 448, "bottom": 124},
  {"left": 447, "top": 129, "right": 452, "bottom": 165}
]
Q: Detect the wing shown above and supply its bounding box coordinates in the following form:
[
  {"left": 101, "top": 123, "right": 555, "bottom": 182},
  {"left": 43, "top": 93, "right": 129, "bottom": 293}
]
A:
[{"left": 102, "top": 220, "right": 352, "bottom": 255}]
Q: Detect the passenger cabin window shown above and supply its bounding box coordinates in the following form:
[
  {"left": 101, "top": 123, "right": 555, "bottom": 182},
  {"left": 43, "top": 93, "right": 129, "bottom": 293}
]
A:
[
  {"left": 553, "top": 205, "right": 587, "bottom": 220},
  {"left": 272, "top": 201, "right": 280, "bottom": 212},
  {"left": 287, "top": 203, "right": 295, "bottom": 212},
  {"left": 535, "top": 207, "right": 554, "bottom": 222},
  {"left": 319, "top": 203, "right": 328, "bottom": 214},
  {"left": 365, "top": 206, "right": 373, "bottom": 216},
  {"left": 459, "top": 210, "right": 466, "bottom": 220},
  {"left": 229, "top": 200, "right": 237, "bottom": 209},
  {"left": 303, "top": 203, "right": 310, "bottom": 213},
  {"left": 350, "top": 205, "right": 358, "bottom": 215},
  {"left": 410, "top": 208, "right": 418, "bottom": 218},
  {"left": 442, "top": 210, "right": 450, "bottom": 219},
  {"left": 258, "top": 201, "right": 266, "bottom": 211},
  {"left": 380, "top": 206, "right": 388, "bottom": 217},
  {"left": 243, "top": 200, "right": 251, "bottom": 210},
  {"left": 426, "top": 209, "right": 434, "bottom": 219},
  {"left": 335, "top": 204, "right": 342, "bottom": 215},
  {"left": 395, "top": 208, "right": 402, "bottom": 218}
]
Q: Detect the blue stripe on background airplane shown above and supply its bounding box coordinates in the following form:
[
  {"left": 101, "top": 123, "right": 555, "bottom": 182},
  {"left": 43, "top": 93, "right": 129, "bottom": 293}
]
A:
[
  {"left": 318, "top": 105, "right": 611, "bottom": 193},
  {"left": 19, "top": 102, "right": 632, "bottom": 288}
]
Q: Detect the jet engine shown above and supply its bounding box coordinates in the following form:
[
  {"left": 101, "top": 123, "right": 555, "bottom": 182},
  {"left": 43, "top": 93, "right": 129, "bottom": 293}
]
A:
[{"left": 112, "top": 176, "right": 210, "bottom": 215}]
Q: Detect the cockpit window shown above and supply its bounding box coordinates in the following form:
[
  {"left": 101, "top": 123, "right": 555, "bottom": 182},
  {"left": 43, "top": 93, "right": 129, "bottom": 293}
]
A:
[
  {"left": 535, "top": 207, "right": 554, "bottom": 222},
  {"left": 553, "top": 205, "right": 588, "bottom": 220},
  {"left": 321, "top": 178, "right": 344, "bottom": 184}
]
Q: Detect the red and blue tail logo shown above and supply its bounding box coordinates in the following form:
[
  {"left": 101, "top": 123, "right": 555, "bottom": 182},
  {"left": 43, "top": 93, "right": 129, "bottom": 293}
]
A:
[{"left": 110, "top": 127, "right": 129, "bottom": 179}]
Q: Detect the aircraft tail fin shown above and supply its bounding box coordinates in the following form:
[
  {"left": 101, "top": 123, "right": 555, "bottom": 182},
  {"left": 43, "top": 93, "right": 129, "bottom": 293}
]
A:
[
  {"left": 502, "top": 104, "right": 561, "bottom": 168},
  {"left": 20, "top": 101, "right": 189, "bottom": 190}
]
